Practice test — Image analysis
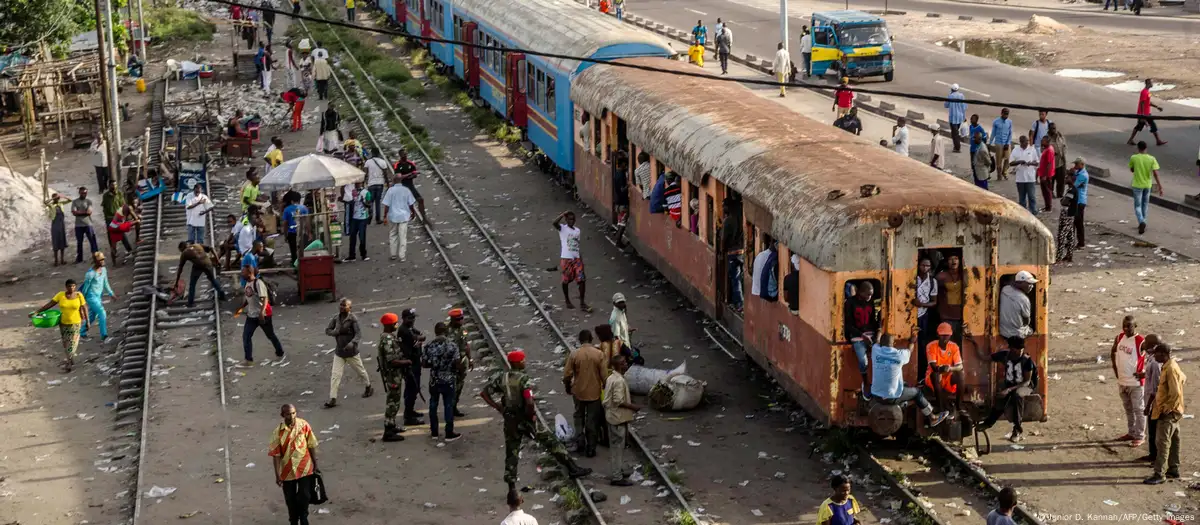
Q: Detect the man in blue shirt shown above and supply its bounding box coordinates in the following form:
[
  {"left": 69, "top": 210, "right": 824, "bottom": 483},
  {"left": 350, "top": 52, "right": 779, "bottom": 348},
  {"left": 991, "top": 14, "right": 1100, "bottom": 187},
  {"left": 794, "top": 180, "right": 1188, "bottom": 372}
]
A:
[
  {"left": 282, "top": 193, "right": 309, "bottom": 264},
  {"left": 870, "top": 334, "right": 950, "bottom": 427},
  {"left": 944, "top": 84, "right": 967, "bottom": 153},
  {"left": 1071, "top": 157, "right": 1089, "bottom": 248},
  {"left": 241, "top": 240, "right": 264, "bottom": 286},
  {"left": 990, "top": 108, "right": 1014, "bottom": 181},
  {"left": 691, "top": 20, "right": 708, "bottom": 45}
]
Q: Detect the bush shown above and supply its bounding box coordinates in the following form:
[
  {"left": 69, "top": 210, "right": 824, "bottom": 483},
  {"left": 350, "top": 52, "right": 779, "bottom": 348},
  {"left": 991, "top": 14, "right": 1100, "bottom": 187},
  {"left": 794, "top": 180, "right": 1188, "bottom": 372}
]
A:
[
  {"left": 147, "top": 7, "right": 216, "bottom": 42},
  {"left": 367, "top": 59, "right": 412, "bottom": 84},
  {"left": 398, "top": 79, "right": 425, "bottom": 98}
]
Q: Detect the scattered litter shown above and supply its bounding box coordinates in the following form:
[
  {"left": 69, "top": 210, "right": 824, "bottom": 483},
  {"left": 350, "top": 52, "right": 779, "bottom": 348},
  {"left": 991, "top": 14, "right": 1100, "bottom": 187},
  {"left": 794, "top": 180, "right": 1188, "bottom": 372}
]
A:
[
  {"left": 1098, "top": 375, "right": 1106, "bottom": 383},
  {"left": 773, "top": 471, "right": 786, "bottom": 480},
  {"left": 532, "top": 504, "right": 544, "bottom": 510},
  {"left": 738, "top": 480, "right": 750, "bottom": 487},
  {"left": 626, "top": 509, "right": 642, "bottom": 514},
  {"left": 1010, "top": 444, "right": 1025, "bottom": 450},
  {"left": 1103, "top": 500, "right": 1119, "bottom": 506},
  {"left": 178, "top": 511, "right": 200, "bottom": 518},
  {"left": 245, "top": 463, "right": 255, "bottom": 468},
  {"left": 423, "top": 502, "right": 437, "bottom": 508},
  {"left": 620, "top": 495, "right": 631, "bottom": 505},
  {"left": 751, "top": 509, "right": 764, "bottom": 517},
  {"left": 316, "top": 508, "right": 331, "bottom": 515},
  {"left": 47, "top": 380, "right": 63, "bottom": 386},
  {"left": 758, "top": 451, "right": 769, "bottom": 459},
  {"left": 144, "top": 486, "right": 177, "bottom": 498},
  {"left": 1085, "top": 396, "right": 1093, "bottom": 401},
  {"left": 687, "top": 441, "right": 701, "bottom": 447}
]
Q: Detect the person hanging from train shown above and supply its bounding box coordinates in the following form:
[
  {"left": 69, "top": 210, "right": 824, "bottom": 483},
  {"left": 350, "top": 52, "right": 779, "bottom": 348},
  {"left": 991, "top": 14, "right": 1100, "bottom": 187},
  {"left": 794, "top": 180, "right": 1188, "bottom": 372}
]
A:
[
  {"left": 612, "top": 151, "right": 630, "bottom": 248},
  {"left": 976, "top": 336, "right": 1036, "bottom": 442},
  {"left": 998, "top": 271, "right": 1037, "bottom": 342},
  {"left": 925, "top": 322, "right": 965, "bottom": 413},
  {"left": 914, "top": 257, "right": 938, "bottom": 355},
  {"left": 844, "top": 281, "right": 877, "bottom": 398},
  {"left": 870, "top": 334, "right": 950, "bottom": 428}
]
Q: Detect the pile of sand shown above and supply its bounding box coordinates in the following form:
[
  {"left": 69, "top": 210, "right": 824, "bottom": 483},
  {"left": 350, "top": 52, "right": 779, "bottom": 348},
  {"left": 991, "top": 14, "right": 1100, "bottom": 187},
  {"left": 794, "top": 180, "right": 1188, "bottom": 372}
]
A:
[
  {"left": 0, "top": 167, "right": 56, "bottom": 263},
  {"left": 1020, "top": 15, "right": 1072, "bottom": 35}
]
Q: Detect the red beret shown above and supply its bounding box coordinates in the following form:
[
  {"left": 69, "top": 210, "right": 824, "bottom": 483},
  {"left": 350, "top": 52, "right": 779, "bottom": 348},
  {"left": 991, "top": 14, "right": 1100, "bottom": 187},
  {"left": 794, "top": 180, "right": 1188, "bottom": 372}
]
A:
[
  {"left": 507, "top": 350, "right": 526, "bottom": 364},
  {"left": 380, "top": 312, "right": 399, "bottom": 325},
  {"left": 448, "top": 308, "right": 464, "bottom": 319}
]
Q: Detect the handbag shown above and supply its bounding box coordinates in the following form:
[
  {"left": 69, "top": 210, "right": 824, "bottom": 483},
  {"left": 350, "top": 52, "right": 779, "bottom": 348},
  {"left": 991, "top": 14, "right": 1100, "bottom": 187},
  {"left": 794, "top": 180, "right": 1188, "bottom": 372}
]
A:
[{"left": 309, "top": 472, "right": 328, "bottom": 504}]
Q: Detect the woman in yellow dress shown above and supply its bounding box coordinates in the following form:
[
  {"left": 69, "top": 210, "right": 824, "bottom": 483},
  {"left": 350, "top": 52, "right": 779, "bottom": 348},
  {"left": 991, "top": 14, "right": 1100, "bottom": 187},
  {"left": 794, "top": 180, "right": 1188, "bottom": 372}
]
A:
[{"left": 31, "top": 279, "right": 90, "bottom": 372}]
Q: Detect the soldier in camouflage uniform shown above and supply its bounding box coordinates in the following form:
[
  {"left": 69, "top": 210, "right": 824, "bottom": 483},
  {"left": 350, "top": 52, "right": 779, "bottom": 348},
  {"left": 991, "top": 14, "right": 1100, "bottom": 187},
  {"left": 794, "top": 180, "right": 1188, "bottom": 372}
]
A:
[
  {"left": 481, "top": 349, "right": 591, "bottom": 491},
  {"left": 447, "top": 308, "right": 473, "bottom": 418},
  {"left": 377, "top": 312, "right": 409, "bottom": 442}
]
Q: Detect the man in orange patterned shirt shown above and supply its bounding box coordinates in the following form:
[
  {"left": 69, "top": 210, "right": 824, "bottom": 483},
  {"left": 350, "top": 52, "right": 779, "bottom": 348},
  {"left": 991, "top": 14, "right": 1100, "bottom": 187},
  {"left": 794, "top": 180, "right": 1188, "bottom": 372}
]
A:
[{"left": 270, "top": 404, "right": 319, "bottom": 525}]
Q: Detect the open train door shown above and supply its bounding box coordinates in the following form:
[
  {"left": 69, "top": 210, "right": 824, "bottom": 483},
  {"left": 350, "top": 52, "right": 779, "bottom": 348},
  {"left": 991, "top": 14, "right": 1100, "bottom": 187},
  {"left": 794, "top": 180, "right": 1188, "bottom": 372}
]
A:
[
  {"left": 506, "top": 53, "right": 528, "bottom": 128},
  {"left": 396, "top": 0, "right": 406, "bottom": 26},
  {"left": 463, "top": 22, "right": 480, "bottom": 90}
]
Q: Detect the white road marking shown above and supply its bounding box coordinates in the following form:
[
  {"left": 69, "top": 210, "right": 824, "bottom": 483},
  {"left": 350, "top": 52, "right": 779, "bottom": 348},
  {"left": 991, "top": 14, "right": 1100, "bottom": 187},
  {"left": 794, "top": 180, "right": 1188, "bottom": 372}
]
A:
[
  {"left": 935, "top": 80, "right": 992, "bottom": 98},
  {"left": 686, "top": 8, "right": 708, "bottom": 15},
  {"left": 727, "top": 20, "right": 754, "bottom": 28}
]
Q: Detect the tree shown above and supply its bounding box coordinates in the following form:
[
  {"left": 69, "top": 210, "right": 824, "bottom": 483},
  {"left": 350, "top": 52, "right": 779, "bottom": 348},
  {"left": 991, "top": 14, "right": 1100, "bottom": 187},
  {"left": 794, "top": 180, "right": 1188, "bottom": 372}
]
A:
[{"left": 0, "top": 0, "right": 95, "bottom": 52}]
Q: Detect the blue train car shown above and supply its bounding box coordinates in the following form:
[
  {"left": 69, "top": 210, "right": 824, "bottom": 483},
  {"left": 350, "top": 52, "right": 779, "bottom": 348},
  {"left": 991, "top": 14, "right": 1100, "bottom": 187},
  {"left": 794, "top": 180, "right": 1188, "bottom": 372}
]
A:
[
  {"left": 378, "top": 0, "right": 396, "bottom": 24},
  {"left": 445, "top": 0, "right": 673, "bottom": 172}
]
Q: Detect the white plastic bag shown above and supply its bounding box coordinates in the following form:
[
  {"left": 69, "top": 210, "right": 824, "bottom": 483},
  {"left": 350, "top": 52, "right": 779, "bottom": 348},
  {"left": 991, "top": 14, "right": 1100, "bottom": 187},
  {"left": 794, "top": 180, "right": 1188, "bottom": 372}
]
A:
[
  {"left": 624, "top": 362, "right": 687, "bottom": 395},
  {"left": 554, "top": 413, "right": 574, "bottom": 442},
  {"left": 648, "top": 375, "right": 706, "bottom": 411}
]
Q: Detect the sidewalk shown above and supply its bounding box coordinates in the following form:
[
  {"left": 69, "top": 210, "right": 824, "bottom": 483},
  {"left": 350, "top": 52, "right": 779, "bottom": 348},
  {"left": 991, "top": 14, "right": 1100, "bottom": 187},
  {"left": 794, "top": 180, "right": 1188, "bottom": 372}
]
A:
[{"left": 706, "top": 58, "right": 1200, "bottom": 259}]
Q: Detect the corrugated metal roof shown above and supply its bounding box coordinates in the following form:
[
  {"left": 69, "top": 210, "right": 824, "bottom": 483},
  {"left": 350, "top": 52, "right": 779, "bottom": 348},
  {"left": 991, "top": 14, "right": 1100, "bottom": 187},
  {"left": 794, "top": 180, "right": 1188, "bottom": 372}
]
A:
[
  {"left": 453, "top": 0, "right": 674, "bottom": 73},
  {"left": 572, "top": 57, "right": 1052, "bottom": 270}
]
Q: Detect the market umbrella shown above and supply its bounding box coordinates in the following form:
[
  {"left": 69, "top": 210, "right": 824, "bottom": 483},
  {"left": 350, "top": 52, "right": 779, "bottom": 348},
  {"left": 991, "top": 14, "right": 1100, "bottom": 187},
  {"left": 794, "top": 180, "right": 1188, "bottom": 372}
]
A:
[{"left": 259, "top": 153, "right": 364, "bottom": 191}]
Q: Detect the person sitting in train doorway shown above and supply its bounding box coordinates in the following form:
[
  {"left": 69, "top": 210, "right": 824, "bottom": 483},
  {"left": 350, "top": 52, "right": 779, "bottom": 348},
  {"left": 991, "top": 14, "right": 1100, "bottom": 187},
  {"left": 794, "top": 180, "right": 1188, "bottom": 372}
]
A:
[
  {"left": 870, "top": 334, "right": 950, "bottom": 428},
  {"left": 844, "top": 281, "right": 878, "bottom": 398},
  {"left": 925, "top": 323, "right": 965, "bottom": 413},
  {"left": 976, "top": 336, "right": 1036, "bottom": 442},
  {"left": 554, "top": 211, "right": 591, "bottom": 312}
]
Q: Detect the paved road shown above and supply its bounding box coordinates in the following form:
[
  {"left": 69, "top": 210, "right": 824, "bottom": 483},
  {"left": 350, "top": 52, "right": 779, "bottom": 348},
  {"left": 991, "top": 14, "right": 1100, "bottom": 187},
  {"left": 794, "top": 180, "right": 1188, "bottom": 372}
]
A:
[
  {"left": 634, "top": 0, "right": 1200, "bottom": 197},
  {"left": 853, "top": 0, "right": 1200, "bottom": 33}
]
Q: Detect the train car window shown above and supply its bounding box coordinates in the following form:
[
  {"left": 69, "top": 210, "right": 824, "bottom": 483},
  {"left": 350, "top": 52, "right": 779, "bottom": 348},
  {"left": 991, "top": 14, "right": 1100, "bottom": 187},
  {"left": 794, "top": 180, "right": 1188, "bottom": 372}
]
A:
[
  {"left": 782, "top": 245, "right": 801, "bottom": 314},
  {"left": 592, "top": 116, "right": 602, "bottom": 157},
  {"left": 686, "top": 181, "right": 700, "bottom": 238},
  {"left": 578, "top": 111, "right": 590, "bottom": 149},
  {"left": 517, "top": 59, "right": 526, "bottom": 92},
  {"left": 842, "top": 278, "right": 883, "bottom": 342},
  {"left": 546, "top": 78, "right": 556, "bottom": 118},
  {"left": 536, "top": 70, "right": 545, "bottom": 108},
  {"left": 498, "top": 44, "right": 506, "bottom": 82},
  {"left": 704, "top": 193, "right": 715, "bottom": 247},
  {"left": 998, "top": 272, "right": 1037, "bottom": 339}
]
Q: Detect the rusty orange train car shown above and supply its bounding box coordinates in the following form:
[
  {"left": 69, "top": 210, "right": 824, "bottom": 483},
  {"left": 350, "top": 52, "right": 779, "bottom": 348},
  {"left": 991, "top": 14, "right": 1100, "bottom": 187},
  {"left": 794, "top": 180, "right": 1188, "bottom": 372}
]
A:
[{"left": 568, "top": 57, "right": 1054, "bottom": 436}]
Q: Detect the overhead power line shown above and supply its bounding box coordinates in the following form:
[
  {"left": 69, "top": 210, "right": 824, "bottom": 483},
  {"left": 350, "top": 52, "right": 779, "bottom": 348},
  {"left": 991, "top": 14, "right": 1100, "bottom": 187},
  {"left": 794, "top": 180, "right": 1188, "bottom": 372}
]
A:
[{"left": 208, "top": 0, "right": 1200, "bottom": 122}]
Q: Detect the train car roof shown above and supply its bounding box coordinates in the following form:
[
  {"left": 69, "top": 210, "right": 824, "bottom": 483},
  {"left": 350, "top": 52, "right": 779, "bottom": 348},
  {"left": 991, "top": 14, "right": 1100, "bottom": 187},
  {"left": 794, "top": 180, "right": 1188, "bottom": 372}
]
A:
[
  {"left": 572, "top": 57, "right": 1052, "bottom": 271},
  {"left": 453, "top": 0, "right": 675, "bottom": 74}
]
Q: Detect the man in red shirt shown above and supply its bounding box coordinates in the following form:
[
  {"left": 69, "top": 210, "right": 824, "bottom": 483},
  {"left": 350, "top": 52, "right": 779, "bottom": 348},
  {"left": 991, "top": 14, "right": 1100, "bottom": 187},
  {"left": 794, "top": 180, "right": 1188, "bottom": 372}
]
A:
[
  {"left": 1126, "top": 78, "right": 1167, "bottom": 146},
  {"left": 1037, "top": 135, "right": 1056, "bottom": 213},
  {"left": 833, "top": 77, "right": 854, "bottom": 118}
]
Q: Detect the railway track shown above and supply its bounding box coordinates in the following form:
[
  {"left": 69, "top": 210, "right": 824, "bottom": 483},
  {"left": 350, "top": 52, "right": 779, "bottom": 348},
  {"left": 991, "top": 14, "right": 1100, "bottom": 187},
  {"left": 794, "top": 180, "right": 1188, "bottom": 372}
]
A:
[
  {"left": 123, "top": 74, "right": 234, "bottom": 525},
  {"left": 292, "top": 4, "right": 694, "bottom": 523}
]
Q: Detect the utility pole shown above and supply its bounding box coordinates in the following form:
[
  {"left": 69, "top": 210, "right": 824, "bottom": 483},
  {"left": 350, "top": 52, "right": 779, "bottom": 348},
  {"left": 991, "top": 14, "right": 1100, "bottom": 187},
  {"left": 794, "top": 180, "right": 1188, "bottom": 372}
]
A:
[
  {"left": 780, "top": 0, "right": 789, "bottom": 49},
  {"left": 137, "top": 0, "right": 147, "bottom": 62},
  {"left": 102, "top": 0, "right": 123, "bottom": 169},
  {"left": 92, "top": 0, "right": 116, "bottom": 172}
]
